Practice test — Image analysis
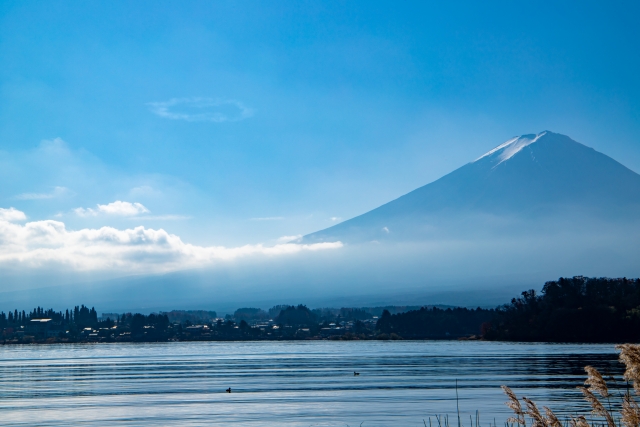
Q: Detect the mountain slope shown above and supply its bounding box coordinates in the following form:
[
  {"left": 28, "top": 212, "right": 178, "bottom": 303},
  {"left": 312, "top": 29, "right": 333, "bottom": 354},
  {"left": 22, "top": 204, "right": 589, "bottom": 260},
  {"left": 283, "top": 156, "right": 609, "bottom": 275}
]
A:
[{"left": 302, "top": 131, "right": 640, "bottom": 243}]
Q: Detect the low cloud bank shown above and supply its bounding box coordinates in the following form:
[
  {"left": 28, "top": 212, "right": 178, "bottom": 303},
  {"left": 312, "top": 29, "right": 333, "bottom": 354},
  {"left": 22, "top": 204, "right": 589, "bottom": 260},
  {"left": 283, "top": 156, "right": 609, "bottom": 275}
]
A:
[
  {"left": 0, "top": 208, "right": 342, "bottom": 273},
  {"left": 1, "top": 206, "right": 639, "bottom": 312}
]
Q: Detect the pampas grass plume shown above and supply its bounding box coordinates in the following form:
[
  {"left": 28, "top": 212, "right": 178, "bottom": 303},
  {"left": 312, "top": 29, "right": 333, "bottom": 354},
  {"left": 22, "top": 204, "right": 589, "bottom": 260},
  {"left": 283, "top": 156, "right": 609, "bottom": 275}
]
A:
[
  {"left": 585, "top": 366, "right": 609, "bottom": 398},
  {"left": 622, "top": 394, "right": 640, "bottom": 427},
  {"left": 618, "top": 345, "right": 640, "bottom": 394},
  {"left": 523, "top": 397, "right": 545, "bottom": 427},
  {"left": 502, "top": 385, "right": 526, "bottom": 425},
  {"left": 542, "top": 407, "right": 562, "bottom": 427}
]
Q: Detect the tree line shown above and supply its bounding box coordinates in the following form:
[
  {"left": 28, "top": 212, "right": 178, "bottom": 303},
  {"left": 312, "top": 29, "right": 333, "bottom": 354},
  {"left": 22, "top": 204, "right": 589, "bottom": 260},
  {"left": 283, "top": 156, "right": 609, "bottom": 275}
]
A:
[
  {"left": 484, "top": 276, "right": 640, "bottom": 342},
  {"left": 3, "top": 277, "right": 640, "bottom": 343},
  {"left": 369, "top": 276, "right": 640, "bottom": 342},
  {"left": 0, "top": 305, "right": 98, "bottom": 328},
  {"left": 376, "top": 306, "right": 493, "bottom": 339}
]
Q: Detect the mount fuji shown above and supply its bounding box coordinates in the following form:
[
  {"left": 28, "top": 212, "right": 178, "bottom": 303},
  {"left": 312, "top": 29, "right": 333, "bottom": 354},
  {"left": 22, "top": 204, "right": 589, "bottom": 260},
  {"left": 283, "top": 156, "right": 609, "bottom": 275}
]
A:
[
  {"left": 302, "top": 131, "right": 640, "bottom": 244},
  {"left": 3, "top": 131, "right": 639, "bottom": 311}
]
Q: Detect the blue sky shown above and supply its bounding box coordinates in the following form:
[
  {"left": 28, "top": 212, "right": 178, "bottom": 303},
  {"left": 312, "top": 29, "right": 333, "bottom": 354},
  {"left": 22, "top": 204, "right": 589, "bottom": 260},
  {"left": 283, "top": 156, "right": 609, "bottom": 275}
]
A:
[{"left": 0, "top": 1, "right": 639, "bottom": 282}]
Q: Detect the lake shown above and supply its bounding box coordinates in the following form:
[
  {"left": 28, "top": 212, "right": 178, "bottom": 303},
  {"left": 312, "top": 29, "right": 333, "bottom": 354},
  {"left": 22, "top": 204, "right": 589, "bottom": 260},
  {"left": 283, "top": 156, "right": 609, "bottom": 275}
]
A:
[{"left": 0, "top": 341, "right": 622, "bottom": 426}]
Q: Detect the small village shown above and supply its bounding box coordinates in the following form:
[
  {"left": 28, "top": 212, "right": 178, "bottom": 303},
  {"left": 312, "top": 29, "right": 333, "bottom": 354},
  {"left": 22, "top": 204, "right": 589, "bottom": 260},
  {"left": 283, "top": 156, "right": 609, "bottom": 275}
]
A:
[{"left": 0, "top": 305, "right": 392, "bottom": 344}]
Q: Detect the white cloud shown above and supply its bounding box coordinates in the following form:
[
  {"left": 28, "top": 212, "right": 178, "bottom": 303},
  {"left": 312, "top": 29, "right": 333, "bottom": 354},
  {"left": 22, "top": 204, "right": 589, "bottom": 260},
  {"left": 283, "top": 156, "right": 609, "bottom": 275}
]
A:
[
  {"left": 0, "top": 208, "right": 27, "bottom": 222},
  {"left": 0, "top": 209, "right": 342, "bottom": 272},
  {"left": 382, "top": 226, "right": 390, "bottom": 233},
  {"left": 147, "top": 97, "right": 254, "bottom": 122},
  {"left": 14, "top": 186, "right": 70, "bottom": 200},
  {"left": 330, "top": 217, "right": 342, "bottom": 222},
  {"left": 98, "top": 201, "right": 149, "bottom": 216},
  {"left": 250, "top": 216, "right": 284, "bottom": 221},
  {"left": 75, "top": 201, "right": 149, "bottom": 217},
  {"left": 277, "top": 235, "right": 302, "bottom": 243}
]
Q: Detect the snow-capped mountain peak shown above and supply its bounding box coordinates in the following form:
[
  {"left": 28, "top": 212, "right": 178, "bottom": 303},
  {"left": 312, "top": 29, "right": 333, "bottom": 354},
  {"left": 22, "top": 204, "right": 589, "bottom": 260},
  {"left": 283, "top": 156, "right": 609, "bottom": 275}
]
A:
[
  {"left": 475, "top": 131, "right": 547, "bottom": 164},
  {"left": 301, "top": 131, "right": 640, "bottom": 244}
]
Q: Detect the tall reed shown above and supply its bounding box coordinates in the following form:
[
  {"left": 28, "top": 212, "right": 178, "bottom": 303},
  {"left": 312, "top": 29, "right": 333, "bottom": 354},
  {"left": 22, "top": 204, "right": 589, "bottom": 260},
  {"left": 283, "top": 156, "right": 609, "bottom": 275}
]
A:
[{"left": 503, "top": 345, "right": 640, "bottom": 427}]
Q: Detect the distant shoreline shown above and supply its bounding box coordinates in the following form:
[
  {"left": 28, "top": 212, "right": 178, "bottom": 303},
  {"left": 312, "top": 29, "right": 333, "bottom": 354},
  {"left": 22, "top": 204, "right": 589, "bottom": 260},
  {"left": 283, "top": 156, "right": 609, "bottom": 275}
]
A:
[{"left": 3, "top": 277, "right": 640, "bottom": 345}]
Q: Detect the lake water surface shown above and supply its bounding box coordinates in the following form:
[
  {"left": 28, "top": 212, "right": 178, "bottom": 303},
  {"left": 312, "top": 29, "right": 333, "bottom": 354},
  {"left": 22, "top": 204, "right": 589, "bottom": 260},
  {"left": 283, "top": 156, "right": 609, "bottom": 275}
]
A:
[{"left": 0, "top": 341, "right": 623, "bottom": 426}]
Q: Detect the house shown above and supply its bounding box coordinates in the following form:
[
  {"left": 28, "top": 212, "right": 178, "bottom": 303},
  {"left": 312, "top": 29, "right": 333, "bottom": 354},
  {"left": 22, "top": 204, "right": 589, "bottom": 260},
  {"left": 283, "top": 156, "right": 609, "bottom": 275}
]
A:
[{"left": 28, "top": 319, "right": 53, "bottom": 338}]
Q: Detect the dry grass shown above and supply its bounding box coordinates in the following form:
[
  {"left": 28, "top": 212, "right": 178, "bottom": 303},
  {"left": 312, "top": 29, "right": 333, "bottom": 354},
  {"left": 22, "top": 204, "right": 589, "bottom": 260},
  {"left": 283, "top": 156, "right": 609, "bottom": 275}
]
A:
[
  {"left": 503, "top": 385, "right": 526, "bottom": 426},
  {"left": 542, "top": 406, "right": 562, "bottom": 427},
  {"left": 585, "top": 365, "right": 610, "bottom": 398},
  {"left": 502, "top": 344, "right": 640, "bottom": 427}
]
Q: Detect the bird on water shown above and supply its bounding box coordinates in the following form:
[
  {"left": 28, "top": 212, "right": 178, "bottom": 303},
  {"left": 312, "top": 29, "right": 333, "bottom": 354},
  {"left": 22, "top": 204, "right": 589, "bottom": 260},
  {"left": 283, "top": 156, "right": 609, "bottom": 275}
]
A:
[
  {"left": 354, "top": 372, "right": 360, "bottom": 376},
  {"left": 226, "top": 388, "right": 231, "bottom": 393}
]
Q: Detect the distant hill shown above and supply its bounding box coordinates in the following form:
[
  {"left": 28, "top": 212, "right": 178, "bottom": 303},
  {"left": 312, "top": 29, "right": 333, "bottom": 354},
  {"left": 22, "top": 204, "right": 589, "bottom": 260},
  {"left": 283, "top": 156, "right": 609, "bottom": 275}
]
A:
[{"left": 301, "top": 131, "right": 640, "bottom": 243}]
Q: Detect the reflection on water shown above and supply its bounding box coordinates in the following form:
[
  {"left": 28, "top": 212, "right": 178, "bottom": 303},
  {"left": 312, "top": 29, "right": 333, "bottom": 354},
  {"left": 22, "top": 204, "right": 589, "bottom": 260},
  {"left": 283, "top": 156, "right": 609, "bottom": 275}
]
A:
[{"left": 0, "top": 341, "right": 623, "bottom": 426}]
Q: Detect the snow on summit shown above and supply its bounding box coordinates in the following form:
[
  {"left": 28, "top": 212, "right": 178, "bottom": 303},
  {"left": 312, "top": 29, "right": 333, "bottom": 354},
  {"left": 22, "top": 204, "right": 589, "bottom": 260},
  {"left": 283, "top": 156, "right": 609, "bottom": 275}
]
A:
[{"left": 475, "top": 131, "right": 547, "bottom": 164}]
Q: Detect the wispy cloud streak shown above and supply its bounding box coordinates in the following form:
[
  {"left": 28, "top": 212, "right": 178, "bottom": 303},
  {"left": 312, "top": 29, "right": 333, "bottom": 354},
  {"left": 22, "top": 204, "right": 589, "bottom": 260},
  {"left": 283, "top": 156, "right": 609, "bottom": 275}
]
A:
[
  {"left": 14, "top": 186, "right": 70, "bottom": 200},
  {"left": 147, "top": 97, "right": 254, "bottom": 122}
]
